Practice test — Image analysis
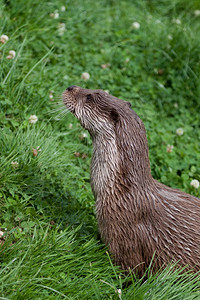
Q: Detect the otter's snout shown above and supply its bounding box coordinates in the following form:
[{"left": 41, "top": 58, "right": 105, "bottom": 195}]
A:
[{"left": 66, "top": 85, "right": 77, "bottom": 91}]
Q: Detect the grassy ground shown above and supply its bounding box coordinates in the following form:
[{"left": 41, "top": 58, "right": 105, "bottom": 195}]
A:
[{"left": 0, "top": 0, "right": 200, "bottom": 298}]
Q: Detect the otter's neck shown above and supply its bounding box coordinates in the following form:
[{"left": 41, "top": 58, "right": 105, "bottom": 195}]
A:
[
  {"left": 90, "top": 117, "right": 153, "bottom": 199},
  {"left": 115, "top": 118, "right": 153, "bottom": 187},
  {"left": 90, "top": 131, "right": 119, "bottom": 198}
]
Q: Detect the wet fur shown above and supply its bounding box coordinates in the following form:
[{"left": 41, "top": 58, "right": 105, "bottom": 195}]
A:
[{"left": 63, "top": 86, "right": 200, "bottom": 277}]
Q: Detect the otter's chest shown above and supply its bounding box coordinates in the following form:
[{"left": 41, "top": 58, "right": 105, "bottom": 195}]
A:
[{"left": 90, "top": 136, "right": 119, "bottom": 197}]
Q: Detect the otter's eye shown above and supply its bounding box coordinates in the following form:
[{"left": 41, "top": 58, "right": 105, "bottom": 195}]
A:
[{"left": 86, "top": 94, "right": 93, "bottom": 102}]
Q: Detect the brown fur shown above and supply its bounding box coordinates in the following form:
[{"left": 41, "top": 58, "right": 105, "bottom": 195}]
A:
[{"left": 63, "top": 86, "right": 200, "bottom": 277}]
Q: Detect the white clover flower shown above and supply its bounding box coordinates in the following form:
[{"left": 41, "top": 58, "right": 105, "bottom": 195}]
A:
[
  {"left": 61, "top": 6, "right": 66, "bottom": 12},
  {"left": 11, "top": 161, "right": 19, "bottom": 168},
  {"left": 176, "top": 128, "right": 184, "bottom": 136},
  {"left": 80, "top": 132, "right": 88, "bottom": 139},
  {"left": 166, "top": 145, "right": 174, "bottom": 153},
  {"left": 58, "top": 23, "right": 66, "bottom": 36},
  {"left": 101, "top": 63, "right": 110, "bottom": 69},
  {"left": 194, "top": 10, "right": 200, "bottom": 16},
  {"left": 0, "top": 34, "right": 9, "bottom": 44},
  {"left": 81, "top": 72, "right": 90, "bottom": 80},
  {"left": 168, "top": 34, "right": 173, "bottom": 40},
  {"left": 132, "top": 22, "right": 140, "bottom": 29},
  {"left": 172, "top": 19, "right": 181, "bottom": 24},
  {"left": 50, "top": 11, "right": 59, "bottom": 19},
  {"left": 6, "top": 50, "right": 16, "bottom": 59},
  {"left": 29, "top": 115, "right": 38, "bottom": 124},
  {"left": 117, "top": 289, "right": 122, "bottom": 298},
  {"left": 63, "top": 75, "right": 68, "bottom": 80},
  {"left": 190, "top": 179, "right": 199, "bottom": 189},
  {"left": 49, "top": 91, "right": 54, "bottom": 100}
]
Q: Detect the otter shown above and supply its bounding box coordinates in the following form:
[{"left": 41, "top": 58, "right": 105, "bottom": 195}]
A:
[{"left": 63, "top": 85, "right": 200, "bottom": 277}]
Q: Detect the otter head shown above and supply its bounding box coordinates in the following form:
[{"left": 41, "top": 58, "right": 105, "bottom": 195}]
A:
[{"left": 62, "top": 86, "right": 132, "bottom": 137}]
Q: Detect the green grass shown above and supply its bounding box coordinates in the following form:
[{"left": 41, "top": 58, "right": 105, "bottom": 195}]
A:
[
  {"left": 0, "top": 0, "right": 200, "bottom": 298},
  {"left": 1, "top": 226, "right": 200, "bottom": 299}
]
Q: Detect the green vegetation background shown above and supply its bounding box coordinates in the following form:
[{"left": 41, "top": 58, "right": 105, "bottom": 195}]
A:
[{"left": 0, "top": 0, "right": 200, "bottom": 298}]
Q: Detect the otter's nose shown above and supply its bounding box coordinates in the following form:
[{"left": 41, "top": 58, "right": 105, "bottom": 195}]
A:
[{"left": 66, "top": 85, "right": 77, "bottom": 91}]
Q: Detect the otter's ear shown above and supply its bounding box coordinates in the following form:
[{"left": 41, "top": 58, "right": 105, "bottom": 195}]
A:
[
  {"left": 110, "top": 108, "right": 119, "bottom": 124},
  {"left": 126, "top": 101, "right": 132, "bottom": 108}
]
